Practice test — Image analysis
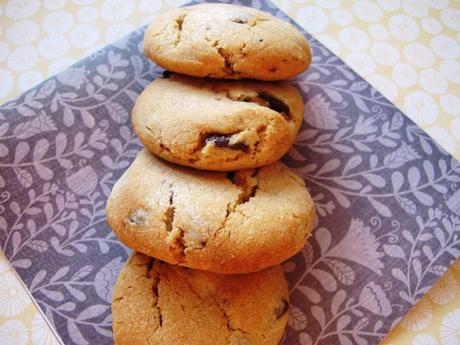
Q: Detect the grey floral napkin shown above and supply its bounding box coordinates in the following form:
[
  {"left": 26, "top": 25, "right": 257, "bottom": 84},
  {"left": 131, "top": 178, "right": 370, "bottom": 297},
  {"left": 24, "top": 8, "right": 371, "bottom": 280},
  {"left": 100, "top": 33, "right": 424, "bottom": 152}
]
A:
[{"left": 0, "top": 1, "right": 459, "bottom": 344}]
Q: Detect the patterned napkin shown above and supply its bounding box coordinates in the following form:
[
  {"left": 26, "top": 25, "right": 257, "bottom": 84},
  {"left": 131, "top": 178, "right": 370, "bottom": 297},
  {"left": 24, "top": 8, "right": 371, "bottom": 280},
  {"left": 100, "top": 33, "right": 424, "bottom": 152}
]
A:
[{"left": 0, "top": 1, "right": 459, "bottom": 344}]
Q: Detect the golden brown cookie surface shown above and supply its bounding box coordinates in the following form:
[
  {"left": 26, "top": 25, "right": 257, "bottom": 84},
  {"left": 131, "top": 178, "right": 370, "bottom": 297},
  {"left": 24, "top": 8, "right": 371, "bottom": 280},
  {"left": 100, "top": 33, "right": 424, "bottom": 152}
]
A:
[
  {"left": 144, "top": 3, "right": 311, "bottom": 80},
  {"left": 106, "top": 150, "right": 315, "bottom": 274},
  {"left": 112, "top": 252, "right": 289, "bottom": 345},
  {"left": 132, "top": 74, "right": 304, "bottom": 171}
]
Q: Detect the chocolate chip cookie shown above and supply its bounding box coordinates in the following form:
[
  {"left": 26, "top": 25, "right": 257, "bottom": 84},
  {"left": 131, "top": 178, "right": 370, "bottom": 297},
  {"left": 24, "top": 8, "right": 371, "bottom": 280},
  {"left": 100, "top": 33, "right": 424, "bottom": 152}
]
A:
[
  {"left": 132, "top": 74, "right": 304, "bottom": 171},
  {"left": 144, "top": 3, "right": 311, "bottom": 80},
  {"left": 106, "top": 150, "right": 315, "bottom": 274},
  {"left": 112, "top": 252, "right": 289, "bottom": 345}
]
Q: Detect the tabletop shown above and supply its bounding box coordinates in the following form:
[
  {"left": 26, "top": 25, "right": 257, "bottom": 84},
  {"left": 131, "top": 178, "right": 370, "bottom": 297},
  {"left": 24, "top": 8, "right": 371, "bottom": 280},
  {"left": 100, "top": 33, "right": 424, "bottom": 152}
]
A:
[{"left": 0, "top": 1, "right": 459, "bottom": 345}]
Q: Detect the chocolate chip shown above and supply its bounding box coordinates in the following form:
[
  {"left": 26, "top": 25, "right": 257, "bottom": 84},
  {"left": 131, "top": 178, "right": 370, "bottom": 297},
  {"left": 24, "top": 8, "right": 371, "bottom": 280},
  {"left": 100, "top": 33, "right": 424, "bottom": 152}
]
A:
[
  {"left": 231, "top": 18, "right": 247, "bottom": 24},
  {"left": 226, "top": 171, "right": 236, "bottom": 183},
  {"left": 205, "top": 133, "right": 249, "bottom": 152},
  {"left": 145, "top": 259, "right": 154, "bottom": 278},
  {"left": 258, "top": 92, "right": 290, "bottom": 119},
  {"left": 274, "top": 299, "right": 289, "bottom": 319}
]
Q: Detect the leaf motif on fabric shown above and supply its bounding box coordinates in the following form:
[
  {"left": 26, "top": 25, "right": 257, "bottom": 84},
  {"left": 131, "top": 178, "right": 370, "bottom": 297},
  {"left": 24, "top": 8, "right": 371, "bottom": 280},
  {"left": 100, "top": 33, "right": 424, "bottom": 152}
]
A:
[
  {"left": 311, "top": 305, "right": 326, "bottom": 329},
  {"left": 305, "top": 94, "right": 340, "bottom": 130},
  {"left": 67, "top": 320, "right": 89, "bottom": 345},
  {"left": 65, "top": 166, "right": 98, "bottom": 196},
  {"left": 358, "top": 282, "right": 391, "bottom": 316},
  {"left": 13, "top": 112, "right": 57, "bottom": 139},
  {"left": 310, "top": 268, "right": 337, "bottom": 292},
  {"left": 328, "top": 218, "right": 384, "bottom": 274},
  {"left": 383, "top": 244, "right": 406, "bottom": 260},
  {"left": 298, "top": 285, "right": 321, "bottom": 304},
  {"left": 26, "top": 240, "right": 48, "bottom": 253},
  {"left": 288, "top": 306, "right": 307, "bottom": 331},
  {"left": 331, "top": 290, "right": 347, "bottom": 316},
  {"left": 57, "top": 67, "right": 88, "bottom": 89},
  {"left": 396, "top": 196, "right": 417, "bottom": 214},
  {"left": 383, "top": 143, "right": 420, "bottom": 169},
  {"left": 324, "top": 259, "right": 355, "bottom": 285},
  {"left": 106, "top": 101, "right": 129, "bottom": 124},
  {"left": 95, "top": 257, "right": 124, "bottom": 303}
]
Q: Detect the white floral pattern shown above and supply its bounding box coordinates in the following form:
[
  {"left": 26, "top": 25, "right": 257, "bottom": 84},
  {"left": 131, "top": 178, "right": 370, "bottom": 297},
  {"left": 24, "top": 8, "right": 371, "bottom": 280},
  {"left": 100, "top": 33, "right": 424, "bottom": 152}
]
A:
[
  {"left": 440, "top": 310, "right": 460, "bottom": 345},
  {"left": 371, "top": 41, "right": 399, "bottom": 66},
  {"left": 440, "top": 8, "right": 460, "bottom": 31},
  {"left": 404, "top": 91, "right": 439, "bottom": 125},
  {"left": 0, "top": 320, "right": 28, "bottom": 345},
  {"left": 17, "top": 70, "right": 43, "bottom": 92},
  {"left": 339, "top": 27, "right": 369, "bottom": 51},
  {"left": 295, "top": 6, "right": 328, "bottom": 34},
  {"left": 400, "top": 297, "right": 433, "bottom": 331},
  {"left": 42, "top": 11, "right": 74, "bottom": 35},
  {"left": 392, "top": 63, "right": 418, "bottom": 88},
  {"left": 431, "top": 36, "right": 460, "bottom": 60},
  {"left": 100, "top": 0, "right": 135, "bottom": 22},
  {"left": 404, "top": 43, "right": 435, "bottom": 67},
  {"left": 353, "top": 1, "right": 383, "bottom": 23},
  {"left": 0, "top": 273, "right": 29, "bottom": 317},
  {"left": 6, "top": 45, "right": 38, "bottom": 71},
  {"left": 412, "top": 333, "right": 439, "bottom": 345},
  {"left": 5, "top": 0, "right": 40, "bottom": 20},
  {"left": 440, "top": 60, "right": 460, "bottom": 84},
  {"left": 425, "top": 127, "right": 455, "bottom": 154},
  {"left": 422, "top": 17, "right": 442, "bottom": 34},
  {"left": 388, "top": 14, "right": 419, "bottom": 42},
  {"left": 37, "top": 35, "right": 69, "bottom": 59},
  {"left": 419, "top": 68, "right": 448, "bottom": 95},
  {"left": 31, "top": 311, "right": 60, "bottom": 345},
  {"left": 0, "top": 69, "right": 14, "bottom": 98},
  {"left": 6, "top": 20, "right": 40, "bottom": 45},
  {"left": 427, "top": 271, "right": 458, "bottom": 305},
  {"left": 69, "top": 24, "right": 100, "bottom": 48}
]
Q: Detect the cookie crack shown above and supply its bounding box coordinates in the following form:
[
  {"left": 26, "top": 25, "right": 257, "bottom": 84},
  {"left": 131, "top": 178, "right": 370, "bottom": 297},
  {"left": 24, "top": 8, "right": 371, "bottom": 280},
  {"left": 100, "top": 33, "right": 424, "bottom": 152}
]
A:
[
  {"left": 164, "top": 189, "right": 175, "bottom": 233},
  {"left": 146, "top": 258, "right": 154, "bottom": 278},
  {"left": 146, "top": 259, "right": 163, "bottom": 331},
  {"left": 211, "top": 296, "right": 249, "bottom": 342},
  {"left": 171, "top": 227, "right": 186, "bottom": 261},
  {"left": 217, "top": 47, "right": 234, "bottom": 74},
  {"left": 173, "top": 13, "right": 186, "bottom": 46},
  {"left": 208, "top": 39, "right": 235, "bottom": 75},
  {"left": 274, "top": 298, "right": 289, "bottom": 320},
  {"left": 160, "top": 184, "right": 187, "bottom": 262},
  {"left": 227, "top": 169, "right": 260, "bottom": 204},
  {"left": 146, "top": 126, "right": 173, "bottom": 155},
  {"left": 215, "top": 170, "right": 260, "bottom": 237}
]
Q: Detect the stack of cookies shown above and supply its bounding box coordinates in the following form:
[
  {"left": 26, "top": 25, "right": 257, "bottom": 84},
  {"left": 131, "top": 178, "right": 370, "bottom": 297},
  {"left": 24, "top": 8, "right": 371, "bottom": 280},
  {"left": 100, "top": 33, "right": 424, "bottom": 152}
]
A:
[{"left": 106, "top": 4, "right": 315, "bottom": 345}]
